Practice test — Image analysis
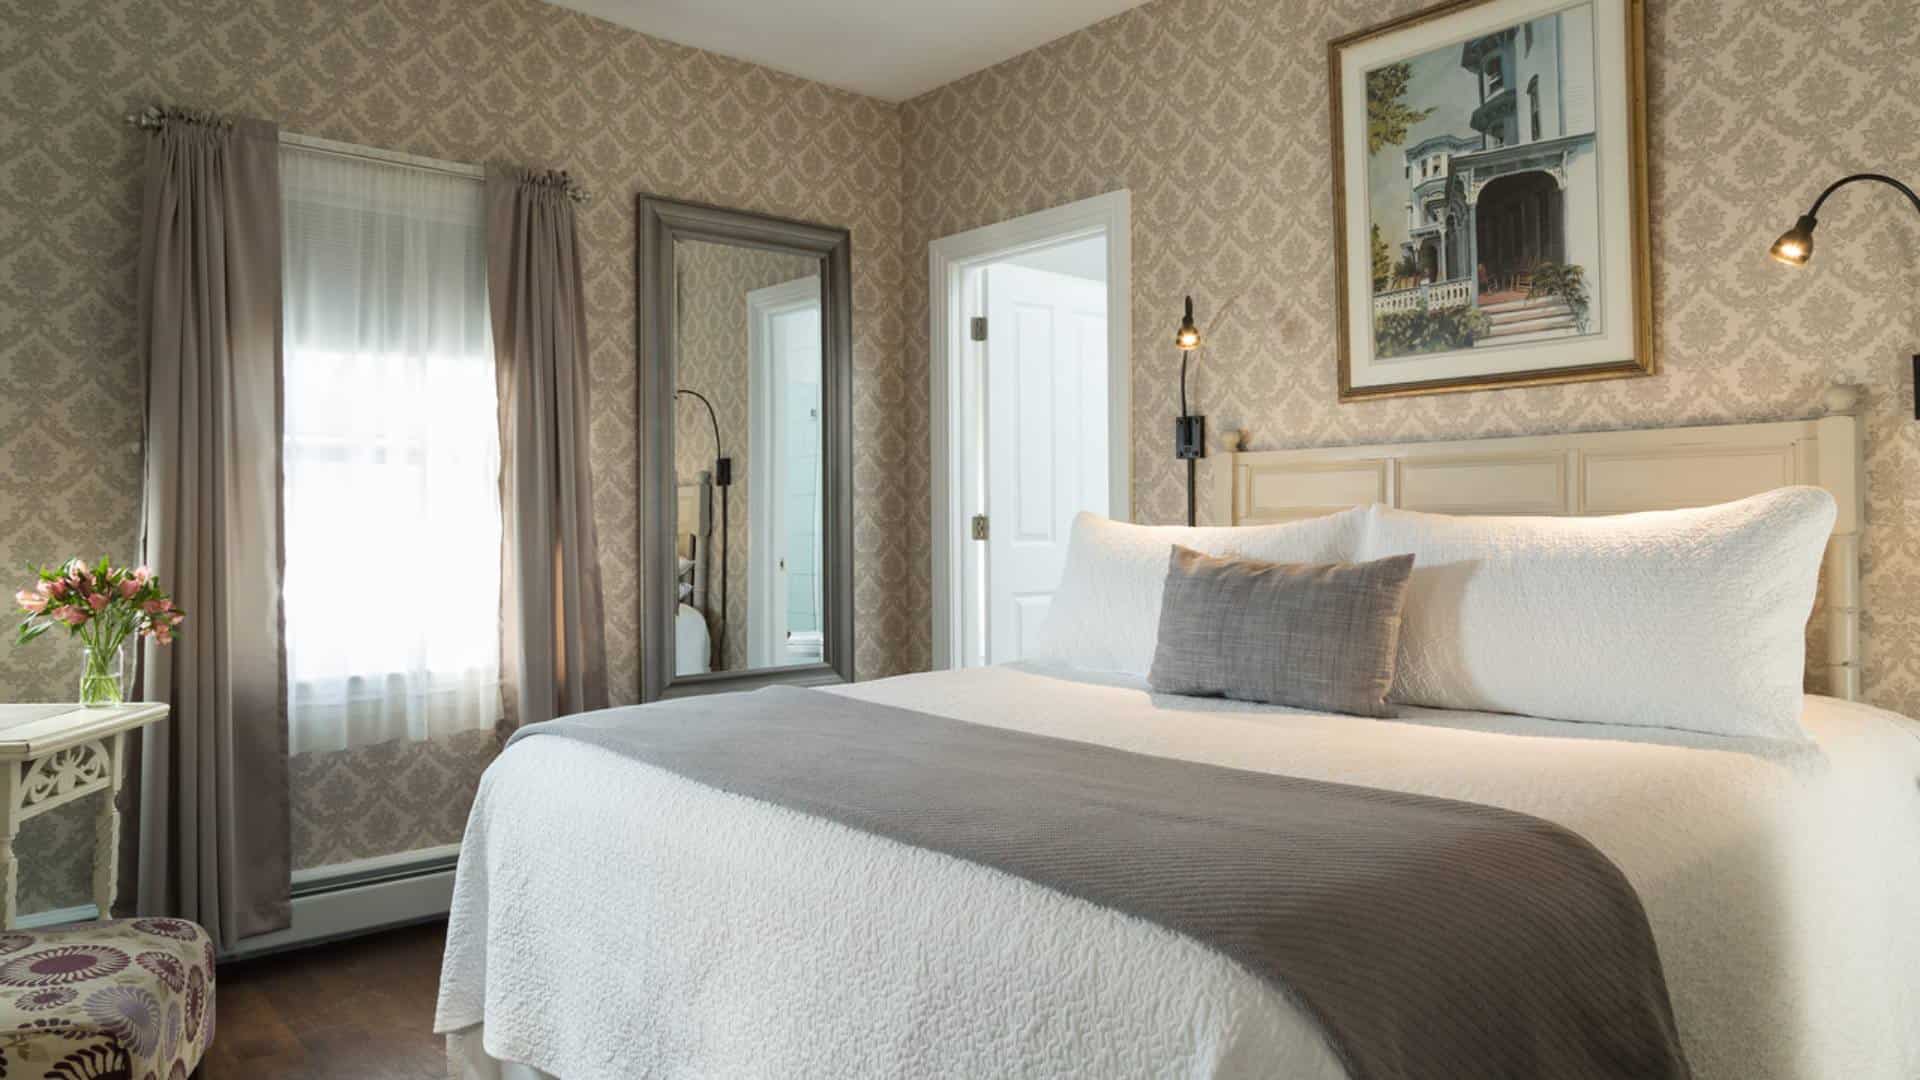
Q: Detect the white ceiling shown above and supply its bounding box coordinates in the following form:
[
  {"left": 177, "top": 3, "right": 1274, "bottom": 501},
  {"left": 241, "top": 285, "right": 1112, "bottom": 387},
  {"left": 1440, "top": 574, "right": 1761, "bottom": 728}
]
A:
[{"left": 542, "top": 0, "right": 1152, "bottom": 102}]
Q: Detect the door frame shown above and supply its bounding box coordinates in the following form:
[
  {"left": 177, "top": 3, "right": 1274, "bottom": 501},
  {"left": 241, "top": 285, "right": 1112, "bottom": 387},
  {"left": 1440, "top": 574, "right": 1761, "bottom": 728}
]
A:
[
  {"left": 746, "top": 275, "right": 823, "bottom": 668},
  {"left": 927, "top": 190, "right": 1131, "bottom": 671}
]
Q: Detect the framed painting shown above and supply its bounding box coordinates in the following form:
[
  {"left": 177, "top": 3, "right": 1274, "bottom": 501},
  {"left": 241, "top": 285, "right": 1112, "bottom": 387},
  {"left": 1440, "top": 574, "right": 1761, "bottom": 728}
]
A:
[{"left": 1329, "top": 0, "right": 1652, "bottom": 401}]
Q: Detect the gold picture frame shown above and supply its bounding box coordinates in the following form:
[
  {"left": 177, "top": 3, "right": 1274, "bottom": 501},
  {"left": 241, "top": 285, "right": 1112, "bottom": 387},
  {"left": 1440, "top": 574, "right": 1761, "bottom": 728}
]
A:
[{"left": 1329, "top": 0, "right": 1652, "bottom": 401}]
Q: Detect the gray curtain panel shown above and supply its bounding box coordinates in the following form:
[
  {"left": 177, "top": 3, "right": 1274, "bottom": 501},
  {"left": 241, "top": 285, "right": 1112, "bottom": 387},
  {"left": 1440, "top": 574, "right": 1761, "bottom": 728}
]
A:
[
  {"left": 486, "top": 167, "right": 609, "bottom": 729},
  {"left": 132, "top": 111, "right": 291, "bottom": 946}
]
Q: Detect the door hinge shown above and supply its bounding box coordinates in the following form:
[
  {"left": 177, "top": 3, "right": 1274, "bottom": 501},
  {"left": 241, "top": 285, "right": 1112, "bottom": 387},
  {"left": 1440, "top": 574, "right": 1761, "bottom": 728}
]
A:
[
  {"left": 969, "top": 316, "right": 988, "bottom": 342},
  {"left": 970, "top": 514, "right": 989, "bottom": 541}
]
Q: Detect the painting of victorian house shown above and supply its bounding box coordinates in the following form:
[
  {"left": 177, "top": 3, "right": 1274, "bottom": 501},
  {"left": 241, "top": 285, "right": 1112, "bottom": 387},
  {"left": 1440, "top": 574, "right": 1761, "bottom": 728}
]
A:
[{"left": 1365, "top": 4, "right": 1601, "bottom": 358}]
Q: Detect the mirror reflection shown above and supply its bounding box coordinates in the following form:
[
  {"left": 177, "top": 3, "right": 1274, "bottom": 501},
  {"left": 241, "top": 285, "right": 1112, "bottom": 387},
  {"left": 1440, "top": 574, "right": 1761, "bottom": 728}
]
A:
[{"left": 673, "top": 239, "right": 825, "bottom": 676}]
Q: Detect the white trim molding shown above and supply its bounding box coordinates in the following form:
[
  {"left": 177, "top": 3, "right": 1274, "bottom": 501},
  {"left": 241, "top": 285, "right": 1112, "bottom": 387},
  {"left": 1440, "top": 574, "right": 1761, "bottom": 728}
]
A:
[
  {"left": 279, "top": 131, "right": 485, "bottom": 181},
  {"left": 928, "top": 190, "right": 1132, "bottom": 670},
  {"left": 17, "top": 903, "right": 99, "bottom": 930},
  {"left": 747, "top": 275, "right": 827, "bottom": 669}
]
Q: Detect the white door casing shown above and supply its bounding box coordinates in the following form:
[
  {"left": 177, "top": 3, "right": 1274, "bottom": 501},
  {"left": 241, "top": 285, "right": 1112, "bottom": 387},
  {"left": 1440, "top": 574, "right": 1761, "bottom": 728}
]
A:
[
  {"left": 981, "top": 264, "right": 1109, "bottom": 664},
  {"left": 928, "top": 190, "right": 1132, "bottom": 670},
  {"left": 747, "top": 276, "right": 823, "bottom": 669}
]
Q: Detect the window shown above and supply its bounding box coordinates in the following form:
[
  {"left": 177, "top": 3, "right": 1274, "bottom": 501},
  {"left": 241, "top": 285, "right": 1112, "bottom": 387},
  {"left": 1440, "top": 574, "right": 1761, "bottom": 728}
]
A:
[
  {"left": 1485, "top": 55, "right": 1505, "bottom": 94},
  {"left": 1528, "top": 76, "right": 1542, "bottom": 141},
  {"left": 280, "top": 143, "right": 501, "bottom": 755},
  {"left": 1525, "top": 23, "right": 1534, "bottom": 54}
]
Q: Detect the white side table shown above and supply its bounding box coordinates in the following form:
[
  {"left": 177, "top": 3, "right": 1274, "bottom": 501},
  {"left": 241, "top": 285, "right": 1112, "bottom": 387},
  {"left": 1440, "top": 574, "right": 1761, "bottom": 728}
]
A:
[{"left": 0, "top": 702, "right": 169, "bottom": 928}]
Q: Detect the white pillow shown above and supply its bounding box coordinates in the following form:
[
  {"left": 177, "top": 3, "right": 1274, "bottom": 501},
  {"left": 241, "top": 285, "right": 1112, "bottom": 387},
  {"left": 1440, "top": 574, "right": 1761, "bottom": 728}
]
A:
[
  {"left": 1030, "top": 509, "right": 1366, "bottom": 676},
  {"left": 1354, "top": 486, "right": 1836, "bottom": 740}
]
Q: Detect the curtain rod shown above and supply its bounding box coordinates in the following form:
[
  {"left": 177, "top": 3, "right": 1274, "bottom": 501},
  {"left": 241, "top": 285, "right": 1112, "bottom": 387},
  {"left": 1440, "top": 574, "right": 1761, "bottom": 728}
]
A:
[
  {"left": 130, "top": 111, "right": 590, "bottom": 199},
  {"left": 279, "top": 132, "right": 485, "bottom": 182}
]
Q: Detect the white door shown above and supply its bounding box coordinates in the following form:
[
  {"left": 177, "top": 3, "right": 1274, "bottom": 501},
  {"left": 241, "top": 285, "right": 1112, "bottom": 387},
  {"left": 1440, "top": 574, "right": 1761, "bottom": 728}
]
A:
[{"left": 979, "top": 263, "right": 1109, "bottom": 663}]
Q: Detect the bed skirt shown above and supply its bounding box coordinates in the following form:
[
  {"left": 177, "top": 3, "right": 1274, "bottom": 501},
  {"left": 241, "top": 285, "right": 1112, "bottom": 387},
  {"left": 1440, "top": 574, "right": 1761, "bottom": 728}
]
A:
[{"left": 446, "top": 1026, "right": 558, "bottom": 1080}]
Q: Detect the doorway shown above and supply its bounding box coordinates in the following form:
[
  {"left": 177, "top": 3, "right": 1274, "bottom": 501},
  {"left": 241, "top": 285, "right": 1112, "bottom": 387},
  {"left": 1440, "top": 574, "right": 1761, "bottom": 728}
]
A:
[
  {"left": 929, "top": 191, "right": 1131, "bottom": 669},
  {"left": 747, "top": 275, "right": 824, "bottom": 669},
  {"left": 1475, "top": 170, "right": 1564, "bottom": 292}
]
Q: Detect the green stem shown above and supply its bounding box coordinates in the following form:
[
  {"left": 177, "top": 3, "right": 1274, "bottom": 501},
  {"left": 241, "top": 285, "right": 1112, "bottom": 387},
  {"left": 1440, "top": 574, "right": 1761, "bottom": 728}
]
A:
[{"left": 78, "top": 613, "right": 132, "bottom": 661}]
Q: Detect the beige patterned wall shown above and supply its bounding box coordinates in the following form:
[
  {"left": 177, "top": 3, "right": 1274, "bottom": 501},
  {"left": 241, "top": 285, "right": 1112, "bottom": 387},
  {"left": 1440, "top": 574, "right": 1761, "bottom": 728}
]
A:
[
  {"left": 902, "top": 0, "right": 1920, "bottom": 714},
  {"left": 3, "top": 0, "right": 1914, "bottom": 916},
  {"left": 673, "top": 241, "right": 821, "bottom": 672},
  {"left": 0, "top": 0, "right": 913, "bottom": 914}
]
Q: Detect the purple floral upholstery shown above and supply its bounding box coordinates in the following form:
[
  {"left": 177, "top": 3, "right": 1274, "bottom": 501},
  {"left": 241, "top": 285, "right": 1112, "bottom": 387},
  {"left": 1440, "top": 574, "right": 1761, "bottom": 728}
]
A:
[{"left": 0, "top": 918, "right": 214, "bottom": 1080}]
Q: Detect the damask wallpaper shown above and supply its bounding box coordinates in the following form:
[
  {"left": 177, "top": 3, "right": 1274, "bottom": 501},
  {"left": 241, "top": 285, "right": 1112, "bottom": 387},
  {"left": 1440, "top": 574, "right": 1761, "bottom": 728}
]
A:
[
  {"left": 2, "top": 0, "right": 1915, "bottom": 917},
  {"left": 673, "top": 241, "right": 821, "bottom": 673},
  {"left": 0, "top": 0, "right": 914, "bottom": 914},
  {"left": 902, "top": 0, "right": 1919, "bottom": 711}
]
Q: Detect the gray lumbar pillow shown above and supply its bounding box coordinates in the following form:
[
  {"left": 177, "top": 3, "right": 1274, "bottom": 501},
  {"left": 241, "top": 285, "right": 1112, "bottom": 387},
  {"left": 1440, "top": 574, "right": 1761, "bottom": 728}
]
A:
[{"left": 1147, "top": 546, "right": 1416, "bottom": 718}]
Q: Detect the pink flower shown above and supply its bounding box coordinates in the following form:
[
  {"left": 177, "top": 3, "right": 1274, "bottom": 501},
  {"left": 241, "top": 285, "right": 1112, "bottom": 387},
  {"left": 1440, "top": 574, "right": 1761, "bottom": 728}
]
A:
[
  {"left": 47, "top": 580, "right": 66, "bottom": 597},
  {"left": 118, "top": 579, "right": 138, "bottom": 598},
  {"left": 86, "top": 593, "right": 108, "bottom": 611},
  {"left": 57, "top": 607, "right": 89, "bottom": 627},
  {"left": 15, "top": 589, "right": 46, "bottom": 614},
  {"left": 142, "top": 599, "right": 167, "bottom": 615},
  {"left": 152, "top": 626, "right": 172, "bottom": 645},
  {"left": 132, "top": 566, "right": 152, "bottom": 585}
]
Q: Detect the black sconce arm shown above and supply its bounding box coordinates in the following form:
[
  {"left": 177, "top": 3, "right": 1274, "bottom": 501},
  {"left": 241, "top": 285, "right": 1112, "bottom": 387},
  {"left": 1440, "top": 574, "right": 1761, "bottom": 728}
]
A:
[
  {"left": 675, "top": 387, "right": 730, "bottom": 486},
  {"left": 1801, "top": 176, "right": 1920, "bottom": 423},
  {"left": 1769, "top": 173, "right": 1920, "bottom": 420},
  {"left": 1802, "top": 173, "right": 1920, "bottom": 219}
]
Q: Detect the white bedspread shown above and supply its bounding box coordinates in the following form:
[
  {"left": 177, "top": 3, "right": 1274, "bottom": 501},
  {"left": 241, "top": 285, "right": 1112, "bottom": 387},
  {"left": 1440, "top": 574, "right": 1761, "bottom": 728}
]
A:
[{"left": 435, "top": 663, "right": 1920, "bottom": 1080}]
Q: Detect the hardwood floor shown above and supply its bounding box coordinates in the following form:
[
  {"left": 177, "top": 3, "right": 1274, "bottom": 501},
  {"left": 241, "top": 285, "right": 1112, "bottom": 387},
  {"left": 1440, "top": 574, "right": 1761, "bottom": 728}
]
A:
[{"left": 199, "top": 919, "right": 449, "bottom": 1080}]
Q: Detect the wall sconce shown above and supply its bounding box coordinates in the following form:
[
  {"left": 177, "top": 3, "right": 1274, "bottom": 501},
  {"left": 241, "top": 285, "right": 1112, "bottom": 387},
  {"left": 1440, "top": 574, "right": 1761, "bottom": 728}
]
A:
[
  {"left": 676, "top": 387, "right": 730, "bottom": 660},
  {"left": 1768, "top": 172, "right": 1920, "bottom": 418},
  {"left": 1174, "top": 296, "right": 1205, "bottom": 526}
]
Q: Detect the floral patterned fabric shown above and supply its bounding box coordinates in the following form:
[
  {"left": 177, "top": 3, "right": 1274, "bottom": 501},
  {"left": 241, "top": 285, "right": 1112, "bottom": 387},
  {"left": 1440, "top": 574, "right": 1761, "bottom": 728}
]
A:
[{"left": 0, "top": 918, "right": 213, "bottom": 1080}]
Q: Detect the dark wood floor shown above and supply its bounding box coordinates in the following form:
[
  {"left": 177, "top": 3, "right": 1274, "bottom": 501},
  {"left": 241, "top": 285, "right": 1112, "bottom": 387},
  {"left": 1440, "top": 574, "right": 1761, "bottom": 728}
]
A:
[{"left": 200, "top": 920, "right": 449, "bottom": 1080}]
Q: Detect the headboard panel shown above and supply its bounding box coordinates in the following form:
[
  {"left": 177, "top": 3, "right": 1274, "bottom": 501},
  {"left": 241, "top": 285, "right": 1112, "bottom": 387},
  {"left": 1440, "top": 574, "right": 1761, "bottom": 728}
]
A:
[
  {"left": 1213, "top": 387, "right": 1866, "bottom": 699},
  {"left": 676, "top": 473, "right": 712, "bottom": 613}
]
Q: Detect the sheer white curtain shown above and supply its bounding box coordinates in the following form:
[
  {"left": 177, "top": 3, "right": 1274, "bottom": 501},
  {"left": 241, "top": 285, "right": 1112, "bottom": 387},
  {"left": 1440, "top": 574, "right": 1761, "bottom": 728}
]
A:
[{"left": 281, "top": 145, "right": 501, "bottom": 755}]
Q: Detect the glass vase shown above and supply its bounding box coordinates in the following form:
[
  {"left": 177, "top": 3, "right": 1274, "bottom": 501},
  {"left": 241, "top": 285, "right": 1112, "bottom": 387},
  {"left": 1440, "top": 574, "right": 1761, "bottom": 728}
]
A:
[{"left": 79, "top": 643, "right": 128, "bottom": 708}]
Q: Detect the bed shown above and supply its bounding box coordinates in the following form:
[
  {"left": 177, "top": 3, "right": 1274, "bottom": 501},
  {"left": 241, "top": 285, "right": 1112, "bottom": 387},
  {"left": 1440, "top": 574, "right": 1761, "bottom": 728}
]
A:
[{"left": 437, "top": 393, "right": 1920, "bottom": 1079}]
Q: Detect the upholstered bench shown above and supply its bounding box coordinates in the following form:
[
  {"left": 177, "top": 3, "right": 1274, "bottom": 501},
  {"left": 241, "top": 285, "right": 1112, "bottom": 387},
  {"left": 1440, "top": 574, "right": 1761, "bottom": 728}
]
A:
[{"left": 0, "top": 917, "right": 214, "bottom": 1079}]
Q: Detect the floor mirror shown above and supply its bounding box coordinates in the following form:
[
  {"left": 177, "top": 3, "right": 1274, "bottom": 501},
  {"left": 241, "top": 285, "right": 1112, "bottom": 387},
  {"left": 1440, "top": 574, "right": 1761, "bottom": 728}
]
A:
[{"left": 636, "top": 195, "right": 853, "bottom": 700}]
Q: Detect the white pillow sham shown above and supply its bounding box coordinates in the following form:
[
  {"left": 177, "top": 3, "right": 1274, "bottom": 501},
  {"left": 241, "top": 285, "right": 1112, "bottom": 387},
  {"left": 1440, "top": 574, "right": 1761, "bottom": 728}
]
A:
[
  {"left": 1354, "top": 486, "right": 1836, "bottom": 740},
  {"left": 1030, "top": 509, "right": 1365, "bottom": 676}
]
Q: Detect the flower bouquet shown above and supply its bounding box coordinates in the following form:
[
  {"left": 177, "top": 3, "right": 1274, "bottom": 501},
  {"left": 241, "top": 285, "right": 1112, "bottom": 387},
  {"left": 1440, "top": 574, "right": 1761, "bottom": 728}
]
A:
[{"left": 15, "top": 559, "right": 185, "bottom": 707}]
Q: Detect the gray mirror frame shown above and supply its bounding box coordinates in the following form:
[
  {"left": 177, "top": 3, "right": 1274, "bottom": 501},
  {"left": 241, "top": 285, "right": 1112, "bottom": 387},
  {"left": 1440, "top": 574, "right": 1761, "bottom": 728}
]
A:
[{"left": 636, "top": 194, "right": 854, "bottom": 701}]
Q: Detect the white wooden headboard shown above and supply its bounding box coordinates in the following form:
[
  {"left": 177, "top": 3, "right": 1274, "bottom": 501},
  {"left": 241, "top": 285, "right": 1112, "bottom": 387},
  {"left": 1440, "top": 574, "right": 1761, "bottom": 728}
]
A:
[
  {"left": 677, "top": 474, "right": 712, "bottom": 612},
  {"left": 1213, "top": 387, "right": 1866, "bottom": 700}
]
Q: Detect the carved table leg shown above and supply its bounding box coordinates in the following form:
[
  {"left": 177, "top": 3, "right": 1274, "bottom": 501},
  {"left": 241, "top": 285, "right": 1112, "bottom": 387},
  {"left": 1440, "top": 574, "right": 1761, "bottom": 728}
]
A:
[
  {"left": 92, "top": 733, "right": 126, "bottom": 921},
  {"left": 0, "top": 761, "right": 19, "bottom": 930},
  {"left": 0, "top": 831, "right": 14, "bottom": 931}
]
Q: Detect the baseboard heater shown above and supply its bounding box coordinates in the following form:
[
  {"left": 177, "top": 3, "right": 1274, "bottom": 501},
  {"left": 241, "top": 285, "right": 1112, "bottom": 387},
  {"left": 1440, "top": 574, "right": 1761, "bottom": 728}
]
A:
[
  {"left": 226, "top": 842, "right": 463, "bottom": 961},
  {"left": 18, "top": 844, "right": 463, "bottom": 960}
]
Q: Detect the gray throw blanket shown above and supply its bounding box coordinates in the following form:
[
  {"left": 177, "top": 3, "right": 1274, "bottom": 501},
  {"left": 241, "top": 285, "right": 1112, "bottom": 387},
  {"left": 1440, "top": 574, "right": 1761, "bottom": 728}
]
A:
[{"left": 511, "top": 685, "right": 1689, "bottom": 1080}]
